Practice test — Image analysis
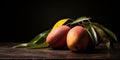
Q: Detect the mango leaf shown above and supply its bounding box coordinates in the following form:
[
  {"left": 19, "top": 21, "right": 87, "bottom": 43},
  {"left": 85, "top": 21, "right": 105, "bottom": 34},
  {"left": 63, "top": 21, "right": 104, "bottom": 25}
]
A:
[
  {"left": 12, "top": 43, "right": 28, "bottom": 48},
  {"left": 51, "top": 18, "right": 72, "bottom": 31},
  {"left": 29, "top": 41, "right": 49, "bottom": 48},
  {"left": 93, "top": 23, "right": 118, "bottom": 43},
  {"left": 93, "top": 25, "right": 111, "bottom": 49},
  {"left": 27, "top": 29, "right": 50, "bottom": 48},
  {"left": 12, "top": 30, "right": 50, "bottom": 48},
  {"left": 83, "top": 23, "right": 98, "bottom": 46},
  {"left": 72, "top": 16, "right": 91, "bottom": 24}
]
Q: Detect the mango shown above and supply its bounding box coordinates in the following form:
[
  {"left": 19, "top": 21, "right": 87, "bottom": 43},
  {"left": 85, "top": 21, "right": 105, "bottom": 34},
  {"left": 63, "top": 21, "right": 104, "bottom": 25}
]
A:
[
  {"left": 46, "top": 25, "right": 70, "bottom": 49},
  {"left": 67, "top": 26, "right": 89, "bottom": 52}
]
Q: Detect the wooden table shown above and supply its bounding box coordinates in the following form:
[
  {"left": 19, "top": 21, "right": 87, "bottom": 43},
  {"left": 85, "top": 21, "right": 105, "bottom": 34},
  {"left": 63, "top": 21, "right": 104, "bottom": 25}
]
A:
[{"left": 0, "top": 42, "right": 120, "bottom": 59}]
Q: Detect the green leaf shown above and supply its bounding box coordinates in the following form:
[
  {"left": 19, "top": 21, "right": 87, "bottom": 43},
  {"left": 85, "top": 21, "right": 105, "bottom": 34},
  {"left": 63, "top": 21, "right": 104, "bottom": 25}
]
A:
[
  {"left": 93, "top": 23, "right": 118, "bottom": 43},
  {"left": 83, "top": 23, "right": 98, "bottom": 46},
  {"left": 29, "top": 41, "right": 49, "bottom": 48},
  {"left": 12, "top": 43, "right": 28, "bottom": 48},
  {"left": 93, "top": 25, "right": 111, "bottom": 49},
  {"left": 27, "top": 29, "right": 50, "bottom": 48},
  {"left": 72, "top": 16, "right": 91, "bottom": 24}
]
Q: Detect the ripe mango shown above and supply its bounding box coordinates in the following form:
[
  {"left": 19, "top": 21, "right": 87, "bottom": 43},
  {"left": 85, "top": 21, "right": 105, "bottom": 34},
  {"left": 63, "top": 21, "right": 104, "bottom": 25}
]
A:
[
  {"left": 46, "top": 25, "right": 70, "bottom": 49},
  {"left": 67, "top": 26, "right": 89, "bottom": 52}
]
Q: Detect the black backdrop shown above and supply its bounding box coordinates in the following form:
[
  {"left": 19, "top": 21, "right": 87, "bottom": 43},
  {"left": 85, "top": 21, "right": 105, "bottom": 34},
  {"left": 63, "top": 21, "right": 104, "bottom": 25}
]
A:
[{"left": 1, "top": 0, "right": 119, "bottom": 42}]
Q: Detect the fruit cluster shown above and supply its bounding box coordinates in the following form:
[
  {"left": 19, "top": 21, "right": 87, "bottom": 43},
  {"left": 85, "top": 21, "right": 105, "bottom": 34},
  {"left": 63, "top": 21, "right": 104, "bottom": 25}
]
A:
[
  {"left": 46, "top": 17, "right": 117, "bottom": 52},
  {"left": 13, "top": 17, "right": 117, "bottom": 52},
  {"left": 46, "top": 25, "right": 90, "bottom": 52}
]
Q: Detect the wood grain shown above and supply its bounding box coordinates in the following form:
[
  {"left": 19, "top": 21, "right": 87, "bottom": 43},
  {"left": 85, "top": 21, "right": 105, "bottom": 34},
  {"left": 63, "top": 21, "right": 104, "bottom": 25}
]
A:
[{"left": 0, "top": 43, "right": 120, "bottom": 59}]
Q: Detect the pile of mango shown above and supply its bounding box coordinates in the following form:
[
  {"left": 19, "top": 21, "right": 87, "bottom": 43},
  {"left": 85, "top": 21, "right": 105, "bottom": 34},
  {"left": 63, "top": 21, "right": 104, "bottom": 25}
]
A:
[{"left": 13, "top": 17, "right": 118, "bottom": 52}]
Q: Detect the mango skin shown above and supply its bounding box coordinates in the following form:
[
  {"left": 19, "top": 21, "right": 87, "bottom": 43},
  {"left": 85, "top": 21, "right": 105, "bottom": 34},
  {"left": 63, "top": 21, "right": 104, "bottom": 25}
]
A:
[
  {"left": 67, "top": 26, "right": 89, "bottom": 52},
  {"left": 46, "top": 25, "right": 70, "bottom": 49}
]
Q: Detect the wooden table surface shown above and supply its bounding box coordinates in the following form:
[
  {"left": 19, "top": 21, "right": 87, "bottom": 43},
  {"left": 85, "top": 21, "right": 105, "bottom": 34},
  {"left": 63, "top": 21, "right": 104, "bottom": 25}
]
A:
[{"left": 0, "top": 42, "right": 120, "bottom": 59}]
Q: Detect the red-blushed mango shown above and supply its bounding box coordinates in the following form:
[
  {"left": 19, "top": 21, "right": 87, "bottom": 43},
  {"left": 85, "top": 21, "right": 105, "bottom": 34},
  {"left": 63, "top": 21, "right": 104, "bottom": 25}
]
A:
[
  {"left": 67, "top": 26, "right": 89, "bottom": 52},
  {"left": 46, "top": 25, "right": 70, "bottom": 49}
]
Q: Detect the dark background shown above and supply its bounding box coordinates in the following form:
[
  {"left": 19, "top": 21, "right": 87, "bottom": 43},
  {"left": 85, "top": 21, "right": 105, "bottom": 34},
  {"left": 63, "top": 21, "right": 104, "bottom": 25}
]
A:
[{"left": 1, "top": 0, "right": 119, "bottom": 42}]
